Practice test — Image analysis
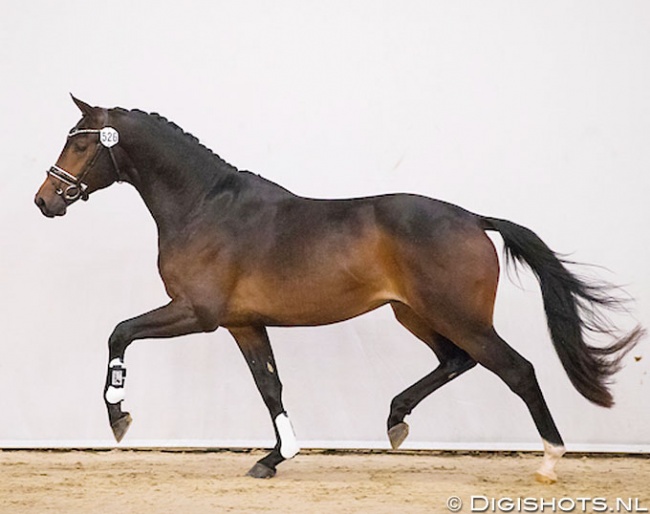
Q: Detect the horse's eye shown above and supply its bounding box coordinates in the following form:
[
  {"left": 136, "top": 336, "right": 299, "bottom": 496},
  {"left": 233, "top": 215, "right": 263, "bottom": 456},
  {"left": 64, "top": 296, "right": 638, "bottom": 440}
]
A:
[{"left": 73, "top": 142, "right": 88, "bottom": 153}]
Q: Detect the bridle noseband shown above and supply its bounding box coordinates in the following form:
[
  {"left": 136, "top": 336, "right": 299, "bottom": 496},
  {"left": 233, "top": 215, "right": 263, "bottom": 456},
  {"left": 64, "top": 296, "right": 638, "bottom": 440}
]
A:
[{"left": 47, "top": 126, "right": 122, "bottom": 202}]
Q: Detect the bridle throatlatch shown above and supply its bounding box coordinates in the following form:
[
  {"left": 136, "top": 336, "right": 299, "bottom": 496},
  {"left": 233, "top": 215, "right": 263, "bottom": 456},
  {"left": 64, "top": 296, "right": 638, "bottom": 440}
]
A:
[{"left": 47, "top": 126, "right": 122, "bottom": 202}]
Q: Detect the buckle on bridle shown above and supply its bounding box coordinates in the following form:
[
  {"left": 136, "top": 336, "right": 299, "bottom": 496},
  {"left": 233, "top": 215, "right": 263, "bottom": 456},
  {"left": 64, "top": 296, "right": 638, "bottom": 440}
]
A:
[{"left": 63, "top": 183, "right": 89, "bottom": 201}]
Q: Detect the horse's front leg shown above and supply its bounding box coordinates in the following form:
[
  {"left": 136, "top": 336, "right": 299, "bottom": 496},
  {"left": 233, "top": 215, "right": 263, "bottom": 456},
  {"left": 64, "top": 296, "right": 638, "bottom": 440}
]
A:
[
  {"left": 229, "top": 326, "right": 299, "bottom": 479},
  {"left": 105, "top": 299, "right": 207, "bottom": 442}
]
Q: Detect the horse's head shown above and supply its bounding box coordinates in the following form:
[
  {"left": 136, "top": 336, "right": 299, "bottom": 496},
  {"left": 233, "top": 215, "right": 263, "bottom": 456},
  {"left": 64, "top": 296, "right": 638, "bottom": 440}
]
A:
[{"left": 35, "top": 95, "right": 123, "bottom": 217}]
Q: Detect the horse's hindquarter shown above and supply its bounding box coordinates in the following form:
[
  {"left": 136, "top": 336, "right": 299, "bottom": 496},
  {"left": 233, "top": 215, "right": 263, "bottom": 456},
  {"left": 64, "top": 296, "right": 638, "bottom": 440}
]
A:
[{"left": 373, "top": 195, "right": 500, "bottom": 333}]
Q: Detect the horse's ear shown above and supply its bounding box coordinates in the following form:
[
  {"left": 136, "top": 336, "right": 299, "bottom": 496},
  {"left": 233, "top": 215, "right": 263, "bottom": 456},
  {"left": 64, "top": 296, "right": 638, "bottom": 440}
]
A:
[{"left": 70, "top": 94, "right": 96, "bottom": 116}]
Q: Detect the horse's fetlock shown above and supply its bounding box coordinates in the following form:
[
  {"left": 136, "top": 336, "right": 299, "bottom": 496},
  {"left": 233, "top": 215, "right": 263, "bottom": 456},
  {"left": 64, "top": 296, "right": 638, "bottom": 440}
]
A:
[{"left": 389, "top": 396, "right": 411, "bottom": 424}]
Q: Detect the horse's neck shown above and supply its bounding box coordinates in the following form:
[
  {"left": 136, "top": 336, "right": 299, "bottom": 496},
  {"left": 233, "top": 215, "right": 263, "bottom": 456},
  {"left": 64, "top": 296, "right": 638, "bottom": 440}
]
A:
[{"left": 121, "top": 130, "right": 236, "bottom": 236}]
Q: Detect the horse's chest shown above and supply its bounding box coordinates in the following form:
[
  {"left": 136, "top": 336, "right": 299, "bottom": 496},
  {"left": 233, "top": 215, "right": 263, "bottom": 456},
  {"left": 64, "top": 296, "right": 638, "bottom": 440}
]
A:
[{"left": 157, "top": 242, "right": 237, "bottom": 301}]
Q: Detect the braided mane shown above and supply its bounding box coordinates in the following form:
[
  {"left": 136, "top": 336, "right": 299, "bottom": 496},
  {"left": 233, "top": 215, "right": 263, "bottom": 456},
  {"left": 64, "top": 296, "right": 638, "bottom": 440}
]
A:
[{"left": 120, "top": 108, "right": 239, "bottom": 174}]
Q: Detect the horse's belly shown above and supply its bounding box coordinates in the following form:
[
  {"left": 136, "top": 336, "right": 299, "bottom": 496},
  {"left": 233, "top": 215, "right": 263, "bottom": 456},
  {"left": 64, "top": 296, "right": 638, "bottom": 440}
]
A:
[{"left": 225, "top": 278, "right": 396, "bottom": 327}]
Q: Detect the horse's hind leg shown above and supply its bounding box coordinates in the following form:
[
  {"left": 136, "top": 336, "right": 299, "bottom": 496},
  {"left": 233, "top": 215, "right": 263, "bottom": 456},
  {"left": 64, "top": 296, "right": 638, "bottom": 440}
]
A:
[
  {"left": 228, "top": 326, "right": 299, "bottom": 479},
  {"left": 454, "top": 327, "right": 566, "bottom": 483},
  {"left": 388, "top": 303, "right": 477, "bottom": 449}
]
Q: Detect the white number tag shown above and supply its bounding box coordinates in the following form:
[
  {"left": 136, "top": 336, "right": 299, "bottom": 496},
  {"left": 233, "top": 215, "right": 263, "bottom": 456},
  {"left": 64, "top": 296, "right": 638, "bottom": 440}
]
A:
[{"left": 100, "top": 127, "right": 119, "bottom": 148}]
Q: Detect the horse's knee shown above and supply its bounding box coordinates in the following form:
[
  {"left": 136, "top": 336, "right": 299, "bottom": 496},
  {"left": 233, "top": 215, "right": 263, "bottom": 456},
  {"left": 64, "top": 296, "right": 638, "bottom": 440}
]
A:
[
  {"left": 108, "top": 322, "right": 131, "bottom": 356},
  {"left": 109, "top": 321, "right": 129, "bottom": 345}
]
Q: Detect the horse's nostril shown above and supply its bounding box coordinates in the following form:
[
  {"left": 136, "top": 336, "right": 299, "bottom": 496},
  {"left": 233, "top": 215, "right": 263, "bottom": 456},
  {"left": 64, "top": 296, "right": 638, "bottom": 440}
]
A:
[{"left": 35, "top": 195, "right": 44, "bottom": 207}]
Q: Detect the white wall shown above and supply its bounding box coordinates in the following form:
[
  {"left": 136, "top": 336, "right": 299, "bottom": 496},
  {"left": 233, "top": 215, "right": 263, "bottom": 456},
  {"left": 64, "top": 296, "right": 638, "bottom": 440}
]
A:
[{"left": 0, "top": 1, "right": 648, "bottom": 451}]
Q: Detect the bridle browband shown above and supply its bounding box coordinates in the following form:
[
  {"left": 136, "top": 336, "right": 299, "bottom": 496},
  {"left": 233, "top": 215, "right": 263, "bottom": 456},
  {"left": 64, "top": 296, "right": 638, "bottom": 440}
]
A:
[{"left": 47, "top": 126, "right": 123, "bottom": 202}]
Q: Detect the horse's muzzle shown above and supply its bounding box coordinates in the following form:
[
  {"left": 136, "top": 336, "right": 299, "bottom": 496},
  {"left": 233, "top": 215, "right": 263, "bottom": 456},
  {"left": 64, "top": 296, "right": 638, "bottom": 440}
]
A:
[{"left": 34, "top": 193, "right": 67, "bottom": 218}]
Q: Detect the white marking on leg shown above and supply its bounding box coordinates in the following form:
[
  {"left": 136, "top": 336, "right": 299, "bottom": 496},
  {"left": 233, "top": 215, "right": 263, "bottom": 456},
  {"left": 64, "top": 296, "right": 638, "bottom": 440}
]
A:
[
  {"left": 275, "top": 412, "right": 300, "bottom": 459},
  {"left": 536, "top": 439, "right": 566, "bottom": 483}
]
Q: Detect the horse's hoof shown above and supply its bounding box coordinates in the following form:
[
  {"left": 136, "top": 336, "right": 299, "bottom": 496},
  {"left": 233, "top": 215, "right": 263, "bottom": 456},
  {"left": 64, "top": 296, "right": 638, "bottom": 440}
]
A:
[
  {"left": 534, "top": 471, "right": 557, "bottom": 485},
  {"left": 388, "top": 422, "right": 409, "bottom": 449},
  {"left": 246, "top": 462, "right": 277, "bottom": 479},
  {"left": 110, "top": 413, "right": 132, "bottom": 443}
]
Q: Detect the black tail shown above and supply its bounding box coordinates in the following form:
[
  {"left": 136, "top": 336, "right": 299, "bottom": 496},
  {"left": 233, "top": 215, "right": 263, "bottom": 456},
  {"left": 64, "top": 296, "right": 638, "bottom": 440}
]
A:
[{"left": 481, "top": 216, "right": 644, "bottom": 407}]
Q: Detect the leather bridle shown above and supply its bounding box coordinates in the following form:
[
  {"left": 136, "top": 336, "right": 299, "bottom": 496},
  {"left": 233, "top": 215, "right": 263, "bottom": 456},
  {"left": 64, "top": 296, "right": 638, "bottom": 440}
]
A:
[{"left": 47, "top": 126, "right": 122, "bottom": 202}]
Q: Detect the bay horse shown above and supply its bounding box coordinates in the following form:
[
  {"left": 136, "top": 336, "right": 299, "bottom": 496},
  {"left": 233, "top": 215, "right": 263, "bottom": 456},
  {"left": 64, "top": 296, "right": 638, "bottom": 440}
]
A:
[{"left": 35, "top": 96, "right": 643, "bottom": 483}]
